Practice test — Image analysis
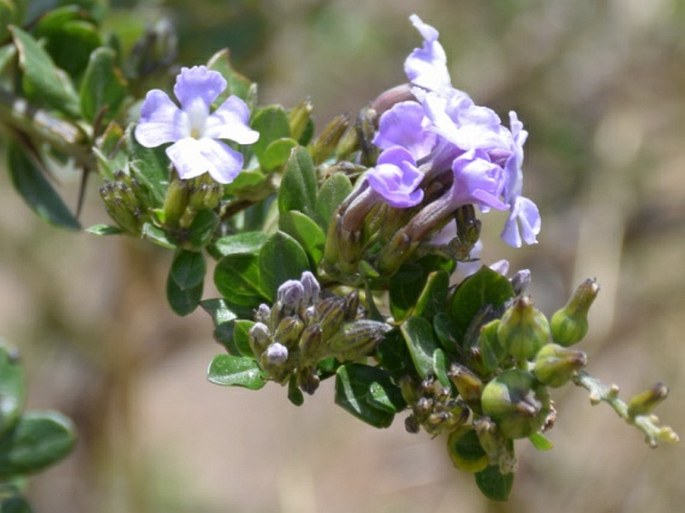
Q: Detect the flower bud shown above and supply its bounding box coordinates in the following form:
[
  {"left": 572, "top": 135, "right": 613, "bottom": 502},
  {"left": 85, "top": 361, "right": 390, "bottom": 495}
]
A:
[
  {"left": 550, "top": 278, "right": 600, "bottom": 346},
  {"left": 264, "top": 342, "right": 289, "bottom": 365},
  {"left": 254, "top": 304, "right": 272, "bottom": 325},
  {"left": 310, "top": 114, "right": 350, "bottom": 165},
  {"left": 288, "top": 99, "right": 313, "bottom": 142},
  {"left": 447, "top": 427, "right": 489, "bottom": 473},
  {"left": 298, "top": 324, "right": 323, "bottom": 361},
  {"left": 497, "top": 296, "right": 550, "bottom": 364},
  {"left": 300, "top": 271, "right": 320, "bottom": 305},
  {"left": 248, "top": 322, "right": 271, "bottom": 356},
  {"left": 273, "top": 316, "right": 305, "bottom": 349},
  {"left": 533, "top": 343, "right": 587, "bottom": 388},
  {"left": 627, "top": 383, "right": 669, "bottom": 418},
  {"left": 163, "top": 175, "right": 189, "bottom": 227},
  {"left": 327, "top": 320, "right": 390, "bottom": 360},
  {"left": 277, "top": 279, "right": 305, "bottom": 315},
  {"left": 510, "top": 269, "right": 531, "bottom": 296},
  {"left": 481, "top": 369, "right": 551, "bottom": 439},
  {"left": 316, "top": 297, "right": 346, "bottom": 341},
  {"left": 297, "top": 367, "right": 320, "bottom": 395},
  {"left": 448, "top": 364, "right": 483, "bottom": 410}
]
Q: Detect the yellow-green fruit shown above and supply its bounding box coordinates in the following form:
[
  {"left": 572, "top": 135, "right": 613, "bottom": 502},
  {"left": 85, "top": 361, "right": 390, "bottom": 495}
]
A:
[
  {"left": 533, "top": 343, "right": 587, "bottom": 388},
  {"left": 481, "top": 369, "right": 551, "bottom": 439},
  {"left": 447, "top": 427, "right": 489, "bottom": 473},
  {"left": 550, "top": 278, "right": 599, "bottom": 347},
  {"left": 497, "top": 296, "right": 550, "bottom": 364}
]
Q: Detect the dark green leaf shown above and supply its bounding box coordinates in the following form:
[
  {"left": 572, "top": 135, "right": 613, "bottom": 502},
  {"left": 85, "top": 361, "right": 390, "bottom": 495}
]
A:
[
  {"left": 414, "top": 270, "right": 449, "bottom": 320},
  {"left": 166, "top": 274, "right": 202, "bottom": 316},
  {"left": 258, "top": 231, "right": 310, "bottom": 301},
  {"left": 250, "top": 106, "right": 291, "bottom": 164},
  {"left": 400, "top": 316, "right": 440, "bottom": 379},
  {"left": 432, "top": 348, "right": 450, "bottom": 388},
  {"left": 376, "top": 329, "right": 413, "bottom": 377},
  {"left": 0, "top": 489, "right": 32, "bottom": 513},
  {"left": 170, "top": 250, "right": 205, "bottom": 289},
  {"left": 335, "top": 364, "right": 404, "bottom": 428},
  {"left": 260, "top": 137, "right": 298, "bottom": 171},
  {"left": 207, "top": 354, "right": 265, "bottom": 390},
  {"left": 141, "top": 223, "right": 176, "bottom": 249},
  {"left": 80, "top": 47, "right": 127, "bottom": 124},
  {"left": 85, "top": 224, "right": 123, "bottom": 236},
  {"left": 389, "top": 264, "right": 428, "bottom": 322},
  {"left": 127, "top": 126, "right": 169, "bottom": 205},
  {"left": 208, "top": 231, "right": 269, "bottom": 259},
  {"left": 279, "top": 210, "right": 325, "bottom": 266},
  {"left": 10, "top": 26, "right": 80, "bottom": 118},
  {"left": 0, "top": 345, "right": 24, "bottom": 438},
  {"left": 474, "top": 465, "right": 514, "bottom": 502},
  {"left": 315, "top": 172, "right": 352, "bottom": 231},
  {"left": 433, "top": 312, "right": 458, "bottom": 353},
  {"left": 449, "top": 266, "right": 514, "bottom": 346},
  {"left": 278, "top": 146, "right": 317, "bottom": 217},
  {"left": 287, "top": 376, "right": 304, "bottom": 406},
  {"left": 0, "top": 411, "right": 76, "bottom": 478},
  {"left": 223, "top": 169, "right": 267, "bottom": 197},
  {"left": 200, "top": 299, "right": 241, "bottom": 355},
  {"left": 233, "top": 320, "right": 256, "bottom": 357},
  {"left": 6, "top": 143, "right": 80, "bottom": 230},
  {"left": 214, "top": 253, "right": 266, "bottom": 306},
  {"left": 187, "top": 210, "right": 219, "bottom": 248}
]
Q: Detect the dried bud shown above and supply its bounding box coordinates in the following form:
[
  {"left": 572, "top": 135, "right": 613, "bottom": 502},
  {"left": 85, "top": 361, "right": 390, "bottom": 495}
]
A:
[
  {"left": 497, "top": 296, "right": 551, "bottom": 364},
  {"left": 481, "top": 369, "right": 551, "bottom": 439},
  {"left": 533, "top": 343, "right": 587, "bottom": 388},
  {"left": 627, "top": 383, "right": 669, "bottom": 418},
  {"left": 551, "top": 278, "right": 600, "bottom": 346}
]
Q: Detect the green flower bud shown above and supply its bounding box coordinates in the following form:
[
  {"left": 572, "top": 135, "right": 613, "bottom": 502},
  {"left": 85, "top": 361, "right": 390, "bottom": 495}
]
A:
[
  {"left": 550, "top": 278, "right": 600, "bottom": 346},
  {"left": 327, "top": 320, "right": 390, "bottom": 360},
  {"left": 288, "top": 99, "right": 313, "bottom": 142},
  {"left": 627, "top": 383, "right": 669, "bottom": 418},
  {"left": 447, "top": 427, "right": 489, "bottom": 473},
  {"left": 497, "top": 296, "right": 551, "bottom": 364},
  {"left": 481, "top": 369, "right": 551, "bottom": 439},
  {"left": 248, "top": 322, "right": 271, "bottom": 357},
  {"left": 163, "top": 175, "right": 189, "bottom": 227},
  {"left": 316, "top": 297, "right": 346, "bottom": 341},
  {"left": 298, "top": 324, "right": 323, "bottom": 361},
  {"left": 533, "top": 343, "right": 587, "bottom": 388},
  {"left": 448, "top": 364, "right": 484, "bottom": 410},
  {"left": 273, "top": 316, "right": 305, "bottom": 349},
  {"left": 310, "top": 114, "right": 350, "bottom": 165}
]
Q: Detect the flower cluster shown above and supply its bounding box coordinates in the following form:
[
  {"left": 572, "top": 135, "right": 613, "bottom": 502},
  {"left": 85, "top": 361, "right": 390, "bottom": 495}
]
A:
[{"left": 366, "top": 15, "right": 541, "bottom": 247}]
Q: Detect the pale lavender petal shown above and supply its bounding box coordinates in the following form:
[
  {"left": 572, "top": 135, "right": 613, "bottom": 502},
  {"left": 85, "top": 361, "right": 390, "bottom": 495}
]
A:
[
  {"left": 405, "top": 15, "right": 451, "bottom": 91},
  {"left": 166, "top": 137, "right": 244, "bottom": 184},
  {"left": 451, "top": 150, "right": 508, "bottom": 210},
  {"left": 367, "top": 147, "right": 424, "bottom": 208},
  {"left": 500, "top": 196, "right": 541, "bottom": 247},
  {"left": 372, "top": 101, "right": 436, "bottom": 160},
  {"left": 174, "top": 66, "right": 227, "bottom": 111},
  {"left": 205, "top": 95, "right": 260, "bottom": 144},
  {"left": 135, "top": 90, "right": 188, "bottom": 147}
]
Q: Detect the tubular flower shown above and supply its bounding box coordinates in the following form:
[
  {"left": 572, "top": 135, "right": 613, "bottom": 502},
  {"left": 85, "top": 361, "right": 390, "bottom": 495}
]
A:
[
  {"left": 366, "top": 147, "right": 424, "bottom": 208},
  {"left": 135, "top": 65, "right": 259, "bottom": 184}
]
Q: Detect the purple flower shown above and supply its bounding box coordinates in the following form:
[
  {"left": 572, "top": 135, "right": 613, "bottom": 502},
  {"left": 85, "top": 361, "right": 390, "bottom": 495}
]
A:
[
  {"left": 366, "top": 147, "right": 424, "bottom": 208},
  {"left": 450, "top": 149, "right": 509, "bottom": 211},
  {"left": 404, "top": 14, "right": 451, "bottom": 92},
  {"left": 372, "top": 101, "right": 437, "bottom": 160},
  {"left": 135, "top": 66, "right": 259, "bottom": 184}
]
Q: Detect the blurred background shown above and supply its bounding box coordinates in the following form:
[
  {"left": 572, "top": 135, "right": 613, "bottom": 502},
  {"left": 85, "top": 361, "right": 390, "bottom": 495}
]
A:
[{"left": 1, "top": 0, "right": 684, "bottom": 511}]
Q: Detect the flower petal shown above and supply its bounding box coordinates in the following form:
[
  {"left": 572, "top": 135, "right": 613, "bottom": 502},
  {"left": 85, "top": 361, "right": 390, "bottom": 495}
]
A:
[
  {"left": 205, "top": 95, "right": 260, "bottom": 144},
  {"left": 166, "top": 137, "right": 244, "bottom": 184},
  {"left": 174, "top": 66, "right": 227, "bottom": 111},
  {"left": 373, "top": 101, "right": 436, "bottom": 160},
  {"left": 405, "top": 15, "right": 451, "bottom": 91},
  {"left": 500, "top": 196, "right": 541, "bottom": 247},
  {"left": 135, "top": 90, "right": 188, "bottom": 147},
  {"left": 367, "top": 147, "right": 424, "bottom": 208}
]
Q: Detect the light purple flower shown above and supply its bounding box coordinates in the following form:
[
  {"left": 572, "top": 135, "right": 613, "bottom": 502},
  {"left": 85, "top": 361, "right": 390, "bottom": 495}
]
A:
[
  {"left": 366, "top": 147, "right": 424, "bottom": 208},
  {"left": 404, "top": 14, "right": 451, "bottom": 92},
  {"left": 135, "top": 66, "right": 259, "bottom": 184},
  {"left": 450, "top": 149, "right": 509, "bottom": 211},
  {"left": 372, "top": 101, "right": 437, "bottom": 160}
]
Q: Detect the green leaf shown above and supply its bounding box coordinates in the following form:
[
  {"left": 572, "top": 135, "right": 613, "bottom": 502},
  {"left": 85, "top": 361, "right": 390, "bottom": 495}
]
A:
[
  {"left": 334, "top": 364, "right": 404, "bottom": 428},
  {"left": 169, "top": 250, "right": 206, "bottom": 289},
  {"left": 166, "top": 275, "right": 203, "bottom": 316},
  {"left": 376, "top": 329, "right": 414, "bottom": 377},
  {"left": 223, "top": 169, "right": 267, "bottom": 197},
  {"left": 0, "top": 42, "right": 17, "bottom": 73},
  {"left": 126, "top": 126, "right": 169, "bottom": 205},
  {"left": 207, "top": 48, "right": 253, "bottom": 103},
  {"left": 0, "top": 344, "right": 24, "bottom": 439},
  {"left": 432, "top": 348, "right": 451, "bottom": 388},
  {"left": 187, "top": 210, "right": 219, "bottom": 249},
  {"left": 278, "top": 146, "right": 317, "bottom": 217},
  {"left": 80, "top": 47, "right": 127, "bottom": 124},
  {"left": 474, "top": 465, "right": 514, "bottom": 502},
  {"left": 0, "top": 488, "right": 32, "bottom": 513},
  {"left": 287, "top": 376, "right": 304, "bottom": 406},
  {"left": 389, "top": 264, "right": 429, "bottom": 322},
  {"left": 207, "top": 354, "right": 266, "bottom": 390},
  {"left": 214, "top": 253, "right": 266, "bottom": 306},
  {"left": 250, "top": 106, "right": 291, "bottom": 164},
  {"left": 0, "top": 411, "right": 75, "bottom": 479},
  {"left": 10, "top": 26, "right": 80, "bottom": 118},
  {"left": 258, "top": 231, "right": 310, "bottom": 301},
  {"left": 449, "top": 266, "right": 514, "bottom": 347},
  {"left": 528, "top": 432, "right": 554, "bottom": 451},
  {"left": 400, "top": 316, "right": 440, "bottom": 379},
  {"left": 414, "top": 270, "right": 449, "bottom": 321},
  {"left": 315, "top": 173, "right": 352, "bottom": 231},
  {"left": 232, "top": 320, "right": 256, "bottom": 357},
  {"left": 141, "top": 223, "right": 176, "bottom": 249},
  {"left": 208, "top": 231, "right": 269, "bottom": 259},
  {"left": 260, "top": 137, "right": 298, "bottom": 171},
  {"left": 279, "top": 210, "right": 325, "bottom": 266},
  {"left": 6, "top": 143, "right": 80, "bottom": 230},
  {"left": 85, "top": 224, "right": 123, "bottom": 236},
  {"left": 200, "top": 299, "right": 242, "bottom": 355}
]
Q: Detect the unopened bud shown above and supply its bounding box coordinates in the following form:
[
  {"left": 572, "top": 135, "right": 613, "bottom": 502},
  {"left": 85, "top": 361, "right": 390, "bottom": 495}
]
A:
[
  {"left": 405, "top": 414, "right": 421, "bottom": 434},
  {"left": 497, "top": 296, "right": 551, "bottom": 364},
  {"left": 300, "top": 271, "right": 320, "bottom": 305},
  {"left": 481, "top": 369, "right": 551, "bottom": 439},
  {"left": 399, "top": 375, "right": 420, "bottom": 405},
  {"left": 163, "top": 175, "right": 189, "bottom": 227},
  {"left": 510, "top": 269, "right": 531, "bottom": 296},
  {"left": 627, "top": 383, "right": 669, "bottom": 418},
  {"left": 370, "top": 84, "right": 414, "bottom": 116},
  {"left": 343, "top": 290, "right": 360, "bottom": 321},
  {"left": 277, "top": 279, "right": 305, "bottom": 315},
  {"left": 288, "top": 99, "right": 313, "bottom": 142},
  {"left": 328, "top": 320, "right": 390, "bottom": 360},
  {"left": 310, "top": 114, "right": 350, "bottom": 165},
  {"left": 298, "top": 324, "right": 323, "bottom": 361},
  {"left": 273, "top": 316, "right": 305, "bottom": 349},
  {"left": 448, "top": 364, "right": 483, "bottom": 410},
  {"left": 254, "top": 304, "right": 272, "bottom": 324},
  {"left": 264, "top": 342, "right": 288, "bottom": 365},
  {"left": 248, "top": 322, "right": 271, "bottom": 356},
  {"left": 533, "top": 343, "right": 587, "bottom": 388},
  {"left": 317, "top": 297, "right": 346, "bottom": 340},
  {"left": 550, "top": 278, "right": 600, "bottom": 346},
  {"left": 297, "top": 367, "right": 320, "bottom": 395}
]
